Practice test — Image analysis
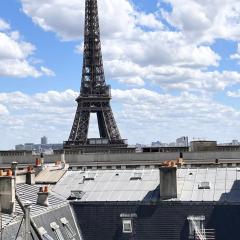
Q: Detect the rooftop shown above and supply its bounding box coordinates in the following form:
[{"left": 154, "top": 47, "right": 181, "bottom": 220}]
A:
[
  {"left": 1, "top": 184, "right": 81, "bottom": 240},
  {"left": 53, "top": 167, "right": 240, "bottom": 202}
]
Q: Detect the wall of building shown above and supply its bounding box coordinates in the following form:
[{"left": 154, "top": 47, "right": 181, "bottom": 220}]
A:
[
  {"left": 71, "top": 202, "right": 240, "bottom": 240},
  {"left": 1, "top": 151, "right": 240, "bottom": 167}
]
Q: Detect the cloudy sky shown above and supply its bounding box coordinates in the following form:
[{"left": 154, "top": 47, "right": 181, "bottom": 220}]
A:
[{"left": 0, "top": 0, "right": 240, "bottom": 149}]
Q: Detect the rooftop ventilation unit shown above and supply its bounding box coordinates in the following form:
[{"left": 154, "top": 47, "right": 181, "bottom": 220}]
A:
[
  {"left": 67, "top": 190, "right": 85, "bottom": 200},
  {"left": 198, "top": 181, "right": 210, "bottom": 189},
  {"left": 84, "top": 172, "right": 96, "bottom": 181},
  {"left": 130, "top": 172, "right": 142, "bottom": 180}
]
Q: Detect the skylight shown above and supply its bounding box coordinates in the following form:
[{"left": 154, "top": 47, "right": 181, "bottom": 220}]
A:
[{"left": 130, "top": 172, "right": 142, "bottom": 180}]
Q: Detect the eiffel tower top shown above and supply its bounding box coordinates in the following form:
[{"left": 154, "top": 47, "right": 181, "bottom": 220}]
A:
[{"left": 80, "top": 0, "right": 109, "bottom": 98}]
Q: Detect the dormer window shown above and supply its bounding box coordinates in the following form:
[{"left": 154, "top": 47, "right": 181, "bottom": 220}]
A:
[
  {"left": 38, "top": 227, "right": 54, "bottom": 240},
  {"left": 84, "top": 172, "right": 96, "bottom": 181},
  {"left": 187, "top": 216, "right": 205, "bottom": 239},
  {"left": 198, "top": 181, "right": 210, "bottom": 189},
  {"left": 122, "top": 219, "right": 132, "bottom": 233},
  {"left": 50, "top": 222, "right": 64, "bottom": 240},
  {"left": 67, "top": 190, "right": 85, "bottom": 200},
  {"left": 130, "top": 172, "right": 142, "bottom": 180},
  {"left": 120, "top": 213, "right": 137, "bottom": 233},
  {"left": 60, "top": 217, "right": 76, "bottom": 238}
]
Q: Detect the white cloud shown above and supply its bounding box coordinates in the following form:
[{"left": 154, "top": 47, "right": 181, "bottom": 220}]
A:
[
  {"left": 0, "top": 19, "right": 10, "bottom": 31},
  {"left": 230, "top": 43, "right": 240, "bottom": 63},
  {"left": 40, "top": 66, "right": 56, "bottom": 76},
  {"left": 0, "top": 104, "right": 9, "bottom": 115},
  {"left": 20, "top": 0, "right": 137, "bottom": 41},
  {"left": 0, "top": 89, "right": 78, "bottom": 149},
  {"left": 20, "top": 0, "right": 240, "bottom": 94},
  {"left": 161, "top": 0, "right": 240, "bottom": 43},
  {"left": 112, "top": 88, "right": 240, "bottom": 143},
  {"left": 227, "top": 89, "right": 240, "bottom": 98},
  {"left": 0, "top": 18, "right": 55, "bottom": 78},
  {"left": 1, "top": 89, "right": 240, "bottom": 149}
]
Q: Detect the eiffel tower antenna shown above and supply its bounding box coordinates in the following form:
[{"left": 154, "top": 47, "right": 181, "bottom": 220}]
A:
[{"left": 64, "top": 0, "right": 131, "bottom": 153}]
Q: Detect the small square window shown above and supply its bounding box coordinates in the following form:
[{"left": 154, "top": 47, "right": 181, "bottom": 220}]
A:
[{"left": 122, "top": 219, "right": 132, "bottom": 233}]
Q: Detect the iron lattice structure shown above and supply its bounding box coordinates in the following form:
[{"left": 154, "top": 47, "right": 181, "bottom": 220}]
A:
[{"left": 65, "top": 0, "right": 125, "bottom": 148}]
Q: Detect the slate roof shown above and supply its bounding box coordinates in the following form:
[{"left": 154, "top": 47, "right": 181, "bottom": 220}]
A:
[
  {"left": 71, "top": 202, "right": 240, "bottom": 240},
  {"left": 53, "top": 167, "right": 240, "bottom": 202},
  {"left": 1, "top": 184, "right": 82, "bottom": 240}
]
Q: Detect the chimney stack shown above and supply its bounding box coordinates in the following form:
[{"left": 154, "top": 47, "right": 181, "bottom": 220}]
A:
[
  {"left": 159, "top": 165, "right": 177, "bottom": 200},
  {"left": 37, "top": 186, "right": 49, "bottom": 207},
  {"left": 26, "top": 166, "right": 35, "bottom": 185},
  {"left": 0, "top": 169, "right": 16, "bottom": 214},
  {"left": 11, "top": 161, "right": 18, "bottom": 177}
]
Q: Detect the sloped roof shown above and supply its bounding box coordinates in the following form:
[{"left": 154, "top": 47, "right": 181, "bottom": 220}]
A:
[
  {"left": 35, "top": 166, "right": 67, "bottom": 184},
  {"left": 53, "top": 168, "right": 240, "bottom": 202},
  {"left": 1, "top": 184, "right": 82, "bottom": 240}
]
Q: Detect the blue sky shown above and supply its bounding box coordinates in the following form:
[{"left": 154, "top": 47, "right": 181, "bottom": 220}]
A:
[{"left": 0, "top": 0, "right": 240, "bottom": 149}]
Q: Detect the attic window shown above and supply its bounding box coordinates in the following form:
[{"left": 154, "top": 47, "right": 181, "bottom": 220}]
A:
[
  {"left": 187, "top": 215, "right": 205, "bottom": 239},
  {"left": 67, "top": 190, "right": 85, "bottom": 200},
  {"left": 50, "top": 222, "right": 65, "bottom": 240},
  {"left": 130, "top": 172, "right": 142, "bottom": 180},
  {"left": 122, "top": 219, "right": 132, "bottom": 233},
  {"left": 84, "top": 172, "right": 96, "bottom": 181},
  {"left": 198, "top": 181, "right": 210, "bottom": 189},
  {"left": 60, "top": 217, "right": 76, "bottom": 238},
  {"left": 38, "top": 227, "right": 54, "bottom": 240}
]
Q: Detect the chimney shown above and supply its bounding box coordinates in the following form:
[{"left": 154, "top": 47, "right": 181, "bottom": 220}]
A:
[
  {"left": 61, "top": 153, "right": 65, "bottom": 163},
  {"left": 40, "top": 153, "right": 44, "bottom": 165},
  {"left": 177, "top": 152, "right": 184, "bottom": 167},
  {"left": 37, "top": 186, "right": 49, "bottom": 207},
  {"left": 11, "top": 161, "right": 18, "bottom": 177},
  {"left": 159, "top": 165, "right": 177, "bottom": 200},
  {"left": 0, "top": 169, "right": 16, "bottom": 214},
  {"left": 61, "top": 153, "right": 66, "bottom": 169},
  {"left": 35, "top": 158, "right": 43, "bottom": 175},
  {"left": 26, "top": 166, "right": 35, "bottom": 185}
]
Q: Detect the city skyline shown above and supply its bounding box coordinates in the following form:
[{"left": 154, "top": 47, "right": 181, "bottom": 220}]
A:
[{"left": 1, "top": 0, "right": 240, "bottom": 149}]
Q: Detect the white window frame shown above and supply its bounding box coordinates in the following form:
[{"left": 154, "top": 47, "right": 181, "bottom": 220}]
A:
[
  {"left": 50, "top": 222, "right": 65, "bottom": 240},
  {"left": 122, "top": 219, "right": 132, "bottom": 233},
  {"left": 60, "top": 217, "right": 76, "bottom": 238}
]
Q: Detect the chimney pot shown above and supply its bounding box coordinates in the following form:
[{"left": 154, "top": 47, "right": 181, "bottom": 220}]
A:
[
  {"left": 27, "top": 166, "right": 32, "bottom": 172},
  {"left": 44, "top": 186, "right": 49, "bottom": 193},
  {"left": 7, "top": 169, "right": 12, "bottom": 177},
  {"left": 37, "top": 186, "right": 49, "bottom": 207},
  {"left": 35, "top": 158, "right": 41, "bottom": 166}
]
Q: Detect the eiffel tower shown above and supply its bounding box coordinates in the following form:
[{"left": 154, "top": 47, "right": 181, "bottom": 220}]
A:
[{"left": 64, "top": 0, "right": 131, "bottom": 153}]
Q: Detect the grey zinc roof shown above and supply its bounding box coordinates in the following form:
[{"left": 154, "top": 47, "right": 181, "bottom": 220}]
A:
[
  {"left": 53, "top": 168, "right": 240, "bottom": 202},
  {"left": 53, "top": 169, "right": 159, "bottom": 201}
]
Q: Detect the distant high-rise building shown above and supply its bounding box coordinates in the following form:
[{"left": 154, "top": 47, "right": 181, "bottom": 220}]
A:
[
  {"left": 24, "top": 143, "right": 34, "bottom": 151},
  {"left": 176, "top": 136, "right": 188, "bottom": 147},
  {"left": 15, "top": 144, "right": 25, "bottom": 151},
  {"left": 41, "top": 136, "right": 48, "bottom": 145}
]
